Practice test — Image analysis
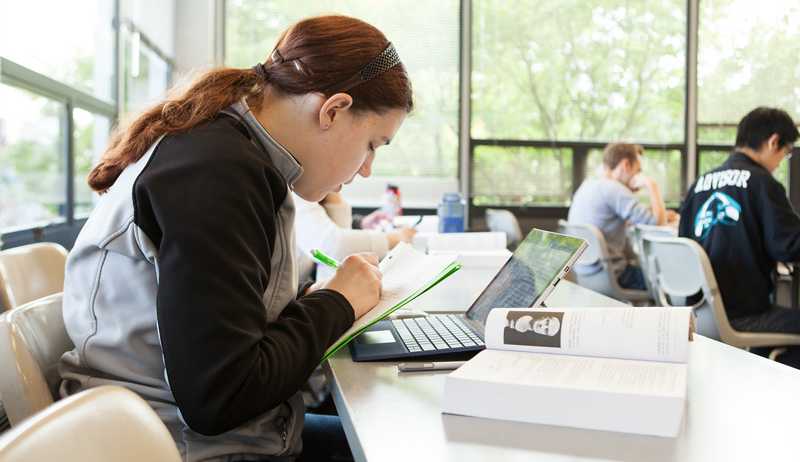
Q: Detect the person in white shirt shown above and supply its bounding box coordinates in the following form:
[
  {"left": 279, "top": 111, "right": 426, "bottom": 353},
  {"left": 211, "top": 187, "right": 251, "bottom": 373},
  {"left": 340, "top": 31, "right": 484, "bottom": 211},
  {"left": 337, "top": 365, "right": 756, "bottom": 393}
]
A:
[{"left": 295, "top": 191, "right": 416, "bottom": 281}]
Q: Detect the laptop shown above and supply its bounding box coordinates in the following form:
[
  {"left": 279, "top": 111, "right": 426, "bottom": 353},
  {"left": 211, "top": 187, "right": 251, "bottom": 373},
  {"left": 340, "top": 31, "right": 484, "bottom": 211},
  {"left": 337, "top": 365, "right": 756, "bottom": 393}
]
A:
[{"left": 349, "top": 228, "right": 587, "bottom": 362}]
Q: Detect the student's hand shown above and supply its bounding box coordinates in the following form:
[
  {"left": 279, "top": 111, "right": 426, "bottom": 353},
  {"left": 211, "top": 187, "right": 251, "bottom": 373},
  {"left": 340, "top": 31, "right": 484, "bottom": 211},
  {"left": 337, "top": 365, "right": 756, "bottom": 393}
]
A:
[
  {"left": 360, "top": 210, "right": 392, "bottom": 230},
  {"left": 628, "top": 174, "right": 653, "bottom": 192},
  {"left": 320, "top": 192, "right": 344, "bottom": 205},
  {"left": 304, "top": 280, "right": 326, "bottom": 295},
  {"left": 387, "top": 227, "right": 417, "bottom": 249},
  {"left": 323, "top": 253, "right": 382, "bottom": 319},
  {"left": 666, "top": 210, "right": 680, "bottom": 224}
]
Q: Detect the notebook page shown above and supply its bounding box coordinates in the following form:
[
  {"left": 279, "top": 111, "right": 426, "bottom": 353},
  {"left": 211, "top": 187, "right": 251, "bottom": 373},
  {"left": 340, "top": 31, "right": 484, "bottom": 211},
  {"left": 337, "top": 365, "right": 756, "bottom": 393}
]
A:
[
  {"left": 322, "top": 243, "right": 458, "bottom": 359},
  {"left": 346, "top": 243, "right": 456, "bottom": 334}
]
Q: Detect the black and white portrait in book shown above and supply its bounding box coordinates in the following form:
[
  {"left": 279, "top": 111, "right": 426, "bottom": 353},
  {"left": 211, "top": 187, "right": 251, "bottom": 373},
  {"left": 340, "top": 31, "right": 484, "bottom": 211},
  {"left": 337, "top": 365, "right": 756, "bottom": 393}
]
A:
[{"left": 503, "top": 310, "right": 564, "bottom": 348}]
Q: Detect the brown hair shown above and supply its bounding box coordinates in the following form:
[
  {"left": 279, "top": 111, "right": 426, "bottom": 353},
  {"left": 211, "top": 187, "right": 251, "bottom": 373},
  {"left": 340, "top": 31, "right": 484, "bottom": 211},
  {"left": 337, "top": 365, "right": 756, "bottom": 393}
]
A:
[
  {"left": 602, "top": 143, "right": 643, "bottom": 170},
  {"left": 88, "top": 15, "right": 413, "bottom": 192}
]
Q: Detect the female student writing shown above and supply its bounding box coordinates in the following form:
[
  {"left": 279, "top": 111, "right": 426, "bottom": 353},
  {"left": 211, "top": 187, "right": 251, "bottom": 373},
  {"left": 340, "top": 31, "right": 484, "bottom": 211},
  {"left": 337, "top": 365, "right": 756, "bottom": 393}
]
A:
[{"left": 58, "top": 15, "right": 412, "bottom": 462}]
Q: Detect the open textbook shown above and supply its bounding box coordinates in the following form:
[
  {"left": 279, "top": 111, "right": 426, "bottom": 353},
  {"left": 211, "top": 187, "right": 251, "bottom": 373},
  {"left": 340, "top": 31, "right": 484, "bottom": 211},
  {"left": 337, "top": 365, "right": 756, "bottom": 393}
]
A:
[
  {"left": 442, "top": 307, "right": 694, "bottom": 437},
  {"left": 322, "top": 243, "right": 461, "bottom": 361}
]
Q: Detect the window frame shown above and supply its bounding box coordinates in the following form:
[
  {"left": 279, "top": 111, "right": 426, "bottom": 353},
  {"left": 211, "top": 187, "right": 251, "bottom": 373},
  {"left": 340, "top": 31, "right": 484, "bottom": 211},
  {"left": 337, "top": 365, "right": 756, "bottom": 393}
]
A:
[
  {"left": 6, "top": 0, "right": 798, "bottom": 244},
  {"left": 0, "top": 0, "right": 175, "bottom": 247}
]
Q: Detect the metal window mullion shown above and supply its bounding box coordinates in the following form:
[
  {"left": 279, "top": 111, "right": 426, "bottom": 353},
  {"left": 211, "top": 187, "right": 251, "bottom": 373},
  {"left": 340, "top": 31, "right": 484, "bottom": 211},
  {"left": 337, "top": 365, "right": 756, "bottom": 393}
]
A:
[
  {"left": 685, "top": 0, "right": 699, "bottom": 184},
  {"left": 0, "top": 58, "right": 115, "bottom": 118},
  {"left": 117, "top": 19, "right": 176, "bottom": 69},
  {"left": 572, "top": 146, "right": 589, "bottom": 195},
  {"left": 459, "top": 0, "right": 472, "bottom": 226},
  {"left": 790, "top": 150, "right": 800, "bottom": 209},
  {"left": 64, "top": 102, "right": 75, "bottom": 225},
  {"left": 113, "top": 0, "right": 121, "bottom": 107},
  {"left": 215, "top": 0, "right": 226, "bottom": 66},
  {"left": 472, "top": 139, "right": 685, "bottom": 151}
]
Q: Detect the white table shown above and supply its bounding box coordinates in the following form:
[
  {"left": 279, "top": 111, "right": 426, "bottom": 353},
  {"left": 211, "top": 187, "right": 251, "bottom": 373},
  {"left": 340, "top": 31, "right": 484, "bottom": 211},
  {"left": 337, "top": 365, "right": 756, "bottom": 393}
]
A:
[{"left": 325, "top": 280, "right": 800, "bottom": 462}]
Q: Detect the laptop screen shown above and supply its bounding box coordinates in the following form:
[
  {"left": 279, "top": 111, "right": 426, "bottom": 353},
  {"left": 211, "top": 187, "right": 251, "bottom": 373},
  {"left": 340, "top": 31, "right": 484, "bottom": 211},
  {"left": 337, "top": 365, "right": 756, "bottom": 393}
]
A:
[{"left": 465, "top": 228, "right": 585, "bottom": 325}]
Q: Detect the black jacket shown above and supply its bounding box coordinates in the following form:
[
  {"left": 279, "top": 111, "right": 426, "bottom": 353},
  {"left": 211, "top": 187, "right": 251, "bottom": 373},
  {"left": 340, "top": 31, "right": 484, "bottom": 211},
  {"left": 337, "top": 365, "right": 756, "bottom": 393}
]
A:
[{"left": 678, "top": 152, "right": 800, "bottom": 319}]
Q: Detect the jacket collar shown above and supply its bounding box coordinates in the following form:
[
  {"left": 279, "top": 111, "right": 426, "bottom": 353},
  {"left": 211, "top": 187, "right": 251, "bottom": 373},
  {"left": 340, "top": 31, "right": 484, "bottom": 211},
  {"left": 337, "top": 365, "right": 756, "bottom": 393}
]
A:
[
  {"left": 225, "top": 99, "right": 304, "bottom": 187},
  {"left": 728, "top": 151, "right": 768, "bottom": 174}
]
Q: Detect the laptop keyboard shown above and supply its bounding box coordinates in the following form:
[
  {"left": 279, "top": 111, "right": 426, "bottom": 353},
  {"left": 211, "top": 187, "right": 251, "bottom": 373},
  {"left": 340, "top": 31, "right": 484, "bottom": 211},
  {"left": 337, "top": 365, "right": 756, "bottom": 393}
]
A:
[{"left": 392, "top": 314, "right": 485, "bottom": 353}]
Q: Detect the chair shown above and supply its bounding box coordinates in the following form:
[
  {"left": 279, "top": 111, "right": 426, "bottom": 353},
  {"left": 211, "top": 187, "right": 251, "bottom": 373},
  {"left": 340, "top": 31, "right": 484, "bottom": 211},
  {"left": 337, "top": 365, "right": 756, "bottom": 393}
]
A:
[
  {"left": 0, "top": 385, "right": 181, "bottom": 462},
  {"left": 0, "top": 243, "right": 68, "bottom": 311},
  {"left": 642, "top": 235, "right": 800, "bottom": 353},
  {"left": 485, "top": 209, "right": 523, "bottom": 249},
  {"left": 630, "top": 224, "right": 677, "bottom": 302},
  {"left": 557, "top": 220, "right": 650, "bottom": 304},
  {"left": 0, "top": 293, "right": 74, "bottom": 425}
]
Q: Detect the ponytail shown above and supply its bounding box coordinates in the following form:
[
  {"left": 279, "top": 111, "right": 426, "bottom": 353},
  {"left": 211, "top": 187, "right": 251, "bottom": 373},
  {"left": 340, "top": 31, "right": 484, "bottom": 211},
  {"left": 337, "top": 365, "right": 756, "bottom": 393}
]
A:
[{"left": 88, "top": 68, "right": 263, "bottom": 192}]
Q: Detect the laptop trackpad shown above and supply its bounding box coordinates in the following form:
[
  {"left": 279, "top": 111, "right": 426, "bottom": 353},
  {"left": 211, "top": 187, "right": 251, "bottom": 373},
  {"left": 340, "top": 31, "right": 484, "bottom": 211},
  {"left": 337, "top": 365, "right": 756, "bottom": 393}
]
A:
[{"left": 357, "top": 330, "right": 396, "bottom": 344}]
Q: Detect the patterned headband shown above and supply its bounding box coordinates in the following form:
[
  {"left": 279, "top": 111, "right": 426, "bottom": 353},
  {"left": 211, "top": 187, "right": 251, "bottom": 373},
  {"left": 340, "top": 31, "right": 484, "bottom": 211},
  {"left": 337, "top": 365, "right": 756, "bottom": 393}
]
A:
[
  {"left": 252, "top": 42, "right": 403, "bottom": 93},
  {"left": 330, "top": 42, "right": 402, "bottom": 92}
]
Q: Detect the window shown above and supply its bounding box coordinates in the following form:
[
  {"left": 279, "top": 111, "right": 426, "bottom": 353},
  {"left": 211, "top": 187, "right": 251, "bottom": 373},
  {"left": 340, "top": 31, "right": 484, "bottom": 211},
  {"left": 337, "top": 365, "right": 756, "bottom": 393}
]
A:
[
  {"left": 473, "top": 146, "right": 573, "bottom": 206},
  {"left": 0, "top": 1, "right": 175, "bottom": 244},
  {"left": 73, "top": 109, "right": 111, "bottom": 218},
  {"left": 472, "top": 0, "right": 686, "bottom": 143},
  {"left": 0, "top": 84, "right": 66, "bottom": 232},
  {"left": 697, "top": 0, "right": 797, "bottom": 192},
  {"left": 471, "top": 0, "right": 686, "bottom": 207},
  {"left": 225, "top": 0, "right": 460, "bottom": 179},
  {"left": 0, "top": 0, "right": 115, "bottom": 101},
  {"left": 698, "top": 0, "right": 800, "bottom": 144},
  {"left": 119, "top": 0, "right": 175, "bottom": 116},
  {"left": 122, "top": 28, "right": 171, "bottom": 116}
]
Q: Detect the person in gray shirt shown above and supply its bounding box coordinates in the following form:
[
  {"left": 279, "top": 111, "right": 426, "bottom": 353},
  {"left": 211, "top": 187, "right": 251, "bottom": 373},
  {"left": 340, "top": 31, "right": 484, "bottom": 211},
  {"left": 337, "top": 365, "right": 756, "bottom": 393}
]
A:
[{"left": 568, "top": 143, "right": 677, "bottom": 290}]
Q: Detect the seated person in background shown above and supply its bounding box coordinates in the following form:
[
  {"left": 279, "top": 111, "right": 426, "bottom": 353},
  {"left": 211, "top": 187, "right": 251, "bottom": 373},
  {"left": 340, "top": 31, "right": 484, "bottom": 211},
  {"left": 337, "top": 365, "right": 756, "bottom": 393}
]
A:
[
  {"left": 568, "top": 142, "right": 677, "bottom": 290},
  {"left": 678, "top": 107, "right": 800, "bottom": 362},
  {"left": 295, "top": 191, "right": 415, "bottom": 280}
]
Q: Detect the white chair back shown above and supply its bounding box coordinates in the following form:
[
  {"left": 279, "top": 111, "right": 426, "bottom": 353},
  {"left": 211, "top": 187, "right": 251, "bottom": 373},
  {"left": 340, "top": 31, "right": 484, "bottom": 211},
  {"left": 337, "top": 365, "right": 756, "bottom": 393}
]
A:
[
  {"left": 558, "top": 220, "right": 650, "bottom": 304},
  {"left": 643, "top": 235, "right": 800, "bottom": 348},
  {"left": 485, "top": 209, "right": 523, "bottom": 249},
  {"left": 557, "top": 220, "right": 606, "bottom": 267},
  {"left": 0, "top": 243, "right": 68, "bottom": 311},
  {"left": 0, "top": 386, "right": 181, "bottom": 462},
  {"left": 632, "top": 224, "right": 679, "bottom": 301},
  {"left": 0, "top": 293, "right": 73, "bottom": 425}
]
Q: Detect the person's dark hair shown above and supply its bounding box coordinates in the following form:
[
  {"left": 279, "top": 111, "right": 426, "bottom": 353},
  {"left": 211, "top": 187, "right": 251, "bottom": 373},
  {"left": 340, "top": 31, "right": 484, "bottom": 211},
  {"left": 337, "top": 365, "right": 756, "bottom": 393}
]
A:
[
  {"left": 88, "top": 15, "right": 413, "bottom": 193},
  {"left": 735, "top": 107, "right": 799, "bottom": 151},
  {"left": 602, "top": 143, "right": 643, "bottom": 169}
]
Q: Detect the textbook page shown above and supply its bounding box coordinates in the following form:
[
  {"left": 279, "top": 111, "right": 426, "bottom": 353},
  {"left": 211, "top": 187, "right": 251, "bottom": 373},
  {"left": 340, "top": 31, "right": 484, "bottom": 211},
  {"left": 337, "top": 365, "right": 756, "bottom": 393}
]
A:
[
  {"left": 322, "top": 243, "right": 459, "bottom": 360},
  {"left": 442, "top": 349, "right": 687, "bottom": 437},
  {"left": 453, "top": 349, "right": 687, "bottom": 397},
  {"left": 426, "top": 232, "right": 507, "bottom": 252},
  {"left": 484, "top": 307, "right": 692, "bottom": 363}
]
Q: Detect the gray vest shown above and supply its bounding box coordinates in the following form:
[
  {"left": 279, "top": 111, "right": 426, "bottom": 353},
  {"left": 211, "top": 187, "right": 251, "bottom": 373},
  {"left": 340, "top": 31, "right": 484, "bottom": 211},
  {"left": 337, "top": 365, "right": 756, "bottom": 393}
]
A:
[{"left": 60, "top": 100, "right": 306, "bottom": 461}]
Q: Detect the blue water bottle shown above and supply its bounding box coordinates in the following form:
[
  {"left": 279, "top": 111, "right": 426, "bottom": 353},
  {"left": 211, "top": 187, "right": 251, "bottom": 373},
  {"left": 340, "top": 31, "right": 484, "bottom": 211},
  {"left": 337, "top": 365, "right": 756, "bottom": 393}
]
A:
[{"left": 438, "top": 192, "right": 465, "bottom": 233}]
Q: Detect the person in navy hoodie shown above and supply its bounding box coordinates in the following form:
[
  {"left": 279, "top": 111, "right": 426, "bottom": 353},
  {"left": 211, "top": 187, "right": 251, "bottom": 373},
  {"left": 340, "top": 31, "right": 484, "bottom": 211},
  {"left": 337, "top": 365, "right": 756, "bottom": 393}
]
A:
[{"left": 679, "top": 107, "right": 800, "bottom": 365}]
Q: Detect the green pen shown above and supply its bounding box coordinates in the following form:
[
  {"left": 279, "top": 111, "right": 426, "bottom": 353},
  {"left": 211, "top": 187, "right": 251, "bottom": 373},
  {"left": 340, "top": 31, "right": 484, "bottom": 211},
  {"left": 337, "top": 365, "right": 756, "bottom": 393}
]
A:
[{"left": 310, "top": 248, "right": 340, "bottom": 269}]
